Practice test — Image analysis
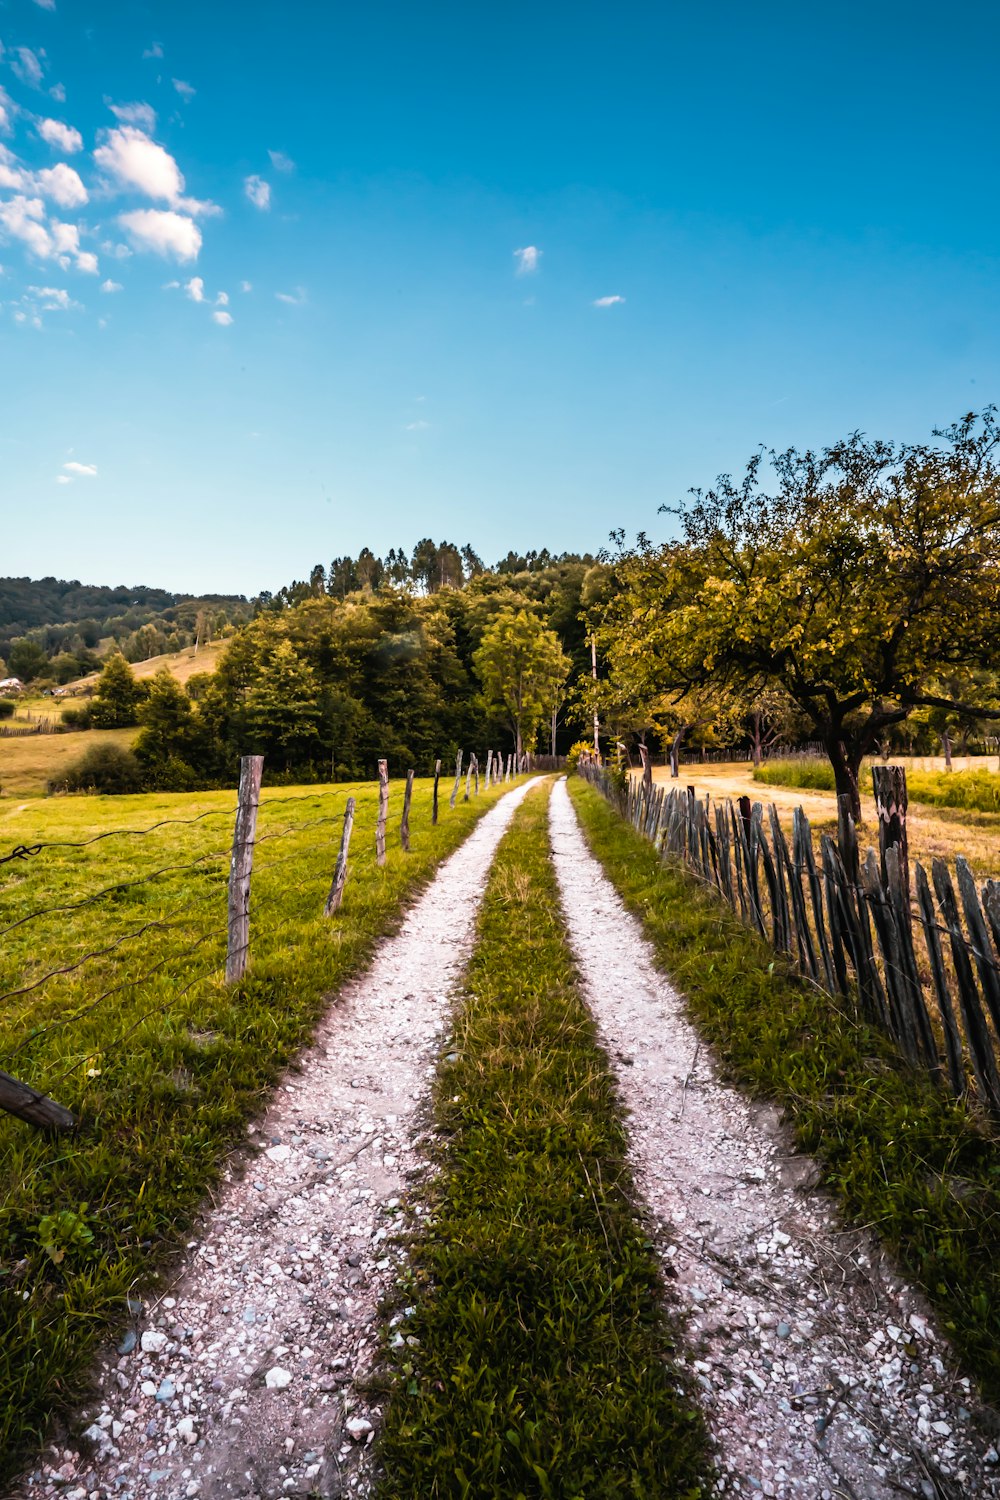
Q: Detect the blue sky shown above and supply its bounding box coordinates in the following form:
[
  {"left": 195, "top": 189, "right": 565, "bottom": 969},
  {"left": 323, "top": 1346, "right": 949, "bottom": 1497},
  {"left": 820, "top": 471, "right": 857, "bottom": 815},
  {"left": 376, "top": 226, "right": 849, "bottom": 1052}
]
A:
[{"left": 1, "top": 0, "right": 998, "bottom": 595}]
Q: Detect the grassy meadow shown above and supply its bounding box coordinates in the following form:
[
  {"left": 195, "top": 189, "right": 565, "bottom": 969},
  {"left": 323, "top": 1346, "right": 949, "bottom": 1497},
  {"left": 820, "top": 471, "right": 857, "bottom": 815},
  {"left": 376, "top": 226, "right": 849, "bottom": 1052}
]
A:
[
  {"left": 754, "top": 757, "right": 1000, "bottom": 814},
  {"left": 0, "top": 726, "right": 136, "bottom": 798},
  {"left": 0, "top": 771, "right": 520, "bottom": 1485}
]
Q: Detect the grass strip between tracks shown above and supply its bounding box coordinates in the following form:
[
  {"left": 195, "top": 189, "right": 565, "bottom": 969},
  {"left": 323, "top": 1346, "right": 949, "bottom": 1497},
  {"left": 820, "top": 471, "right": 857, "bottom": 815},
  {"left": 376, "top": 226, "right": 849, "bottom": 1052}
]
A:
[
  {"left": 376, "top": 780, "right": 712, "bottom": 1499},
  {"left": 0, "top": 777, "right": 522, "bottom": 1489},
  {"left": 567, "top": 776, "right": 1000, "bottom": 1405}
]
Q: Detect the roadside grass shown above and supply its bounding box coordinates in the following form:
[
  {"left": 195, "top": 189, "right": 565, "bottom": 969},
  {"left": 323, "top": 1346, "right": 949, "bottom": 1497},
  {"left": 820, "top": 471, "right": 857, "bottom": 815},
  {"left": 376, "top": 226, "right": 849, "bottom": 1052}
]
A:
[
  {"left": 567, "top": 778, "right": 1000, "bottom": 1406},
  {"left": 0, "top": 774, "right": 520, "bottom": 1488},
  {"left": 376, "top": 782, "right": 712, "bottom": 1499},
  {"left": 754, "top": 757, "right": 1000, "bottom": 815}
]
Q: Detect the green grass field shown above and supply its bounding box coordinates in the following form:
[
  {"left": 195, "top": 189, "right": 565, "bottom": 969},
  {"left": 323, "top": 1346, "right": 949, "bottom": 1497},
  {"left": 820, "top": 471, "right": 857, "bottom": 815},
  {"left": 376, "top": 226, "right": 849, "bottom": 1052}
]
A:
[
  {"left": 0, "top": 773, "right": 520, "bottom": 1486},
  {"left": 754, "top": 757, "right": 1000, "bottom": 814}
]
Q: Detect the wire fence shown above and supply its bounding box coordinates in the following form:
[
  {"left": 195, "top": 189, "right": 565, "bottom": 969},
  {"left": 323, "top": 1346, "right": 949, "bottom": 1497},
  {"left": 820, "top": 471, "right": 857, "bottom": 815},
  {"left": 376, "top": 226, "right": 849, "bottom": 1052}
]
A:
[
  {"left": 579, "top": 759, "right": 1000, "bottom": 1124},
  {"left": 0, "top": 748, "right": 538, "bottom": 1133}
]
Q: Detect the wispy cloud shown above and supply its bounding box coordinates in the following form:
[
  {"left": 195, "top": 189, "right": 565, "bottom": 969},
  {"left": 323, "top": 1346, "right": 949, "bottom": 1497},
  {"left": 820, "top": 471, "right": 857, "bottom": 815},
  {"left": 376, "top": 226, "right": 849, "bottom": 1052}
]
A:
[
  {"left": 11, "top": 48, "right": 45, "bottom": 88},
  {"left": 37, "top": 117, "right": 82, "bottom": 153},
  {"left": 275, "top": 287, "right": 305, "bottom": 305},
  {"left": 240, "top": 280, "right": 252, "bottom": 293},
  {"left": 592, "top": 294, "right": 625, "bottom": 307},
  {"left": 212, "top": 309, "right": 232, "bottom": 326},
  {"left": 0, "top": 86, "right": 13, "bottom": 134},
  {"left": 0, "top": 193, "right": 95, "bottom": 271},
  {"left": 63, "top": 459, "right": 97, "bottom": 476},
  {"left": 119, "top": 208, "right": 202, "bottom": 261},
  {"left": 32, "top": 0, "right": 57, "bottom": 11},
  {"left": 100, "top": 278, "right": 122, "bottom": 293},
  {"left": 215, "top": 290, "right": 228, "bottom": 306},
  {"left": 405, "top": 420, "right": 430, "bottom": 431},
  {"left": 172, "top": 78, "right": 196, "bottom": 101},
  {"left": 244, "top": 175, "right": 270, "bottom": 210},
  {"left": 268, "top": 150, "right": 295, "bottom": 173},
  {"left": 49, "top": 82, "right": 65, "bottom": 103},
  {"left": 142, "top": 42, "right": 164, "bottom": 60},
  {"left": 108, "top": 100, "right": 157, "bottom": 132},
  {"left": 514, "top": 245, "right": 541, "bottom": 275},
  {"left": 184, "top": 276, "right": 205, "bottom": 302}
]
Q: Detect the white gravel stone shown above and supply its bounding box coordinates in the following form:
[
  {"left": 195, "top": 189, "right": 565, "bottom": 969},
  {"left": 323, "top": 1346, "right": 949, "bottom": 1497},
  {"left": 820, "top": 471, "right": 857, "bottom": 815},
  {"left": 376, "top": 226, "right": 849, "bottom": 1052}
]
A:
[{"left": 138, "top": 1330, "right": 166, "bottom": 1355}]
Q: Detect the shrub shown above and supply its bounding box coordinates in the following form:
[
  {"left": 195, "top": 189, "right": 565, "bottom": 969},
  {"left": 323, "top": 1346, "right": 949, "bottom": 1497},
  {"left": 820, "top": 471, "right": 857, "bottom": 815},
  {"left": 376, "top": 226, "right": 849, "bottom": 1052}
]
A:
[
  {"left": 565, "top": 739, "right": 593, "bottom": 773},
  {"left": 50, "top": 744, "right": 145, "bottom": 795},
  {"left": 60, "top": 706, "right": 92, "bottom": 730}
]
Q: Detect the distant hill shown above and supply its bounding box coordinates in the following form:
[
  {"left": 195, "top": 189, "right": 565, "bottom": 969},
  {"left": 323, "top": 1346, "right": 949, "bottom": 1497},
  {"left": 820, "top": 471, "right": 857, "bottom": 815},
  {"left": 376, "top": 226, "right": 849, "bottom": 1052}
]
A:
[{"left": 0, "top": 576, "right": 249, "bottom": 682}]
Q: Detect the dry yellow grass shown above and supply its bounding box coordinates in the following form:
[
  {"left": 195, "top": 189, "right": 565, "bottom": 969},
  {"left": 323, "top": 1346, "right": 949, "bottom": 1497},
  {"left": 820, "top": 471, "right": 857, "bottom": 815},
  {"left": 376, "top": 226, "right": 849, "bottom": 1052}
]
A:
[
  {"left": 641, "top": 760, "right": 1000, "bottom": 880},
  {"left": 69, "top": 638, "right": 226, "bottom": 690},
  {"left": 0, "top": 727, "right": 137, "bottom": 798}
]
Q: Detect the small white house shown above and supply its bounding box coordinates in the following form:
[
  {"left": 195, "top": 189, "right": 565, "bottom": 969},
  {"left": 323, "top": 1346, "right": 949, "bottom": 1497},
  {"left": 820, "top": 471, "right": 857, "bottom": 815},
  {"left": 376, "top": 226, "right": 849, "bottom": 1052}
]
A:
[{"left": 0, "top": 677, "right": 24, "bottom": 696}]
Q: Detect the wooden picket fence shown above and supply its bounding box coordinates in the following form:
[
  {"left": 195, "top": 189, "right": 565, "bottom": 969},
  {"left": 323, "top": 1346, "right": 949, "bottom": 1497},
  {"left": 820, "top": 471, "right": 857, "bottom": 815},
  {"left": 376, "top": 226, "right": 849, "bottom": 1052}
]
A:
[{"left": 578, "top": 760, "right": 1000, "bottom": 1121}]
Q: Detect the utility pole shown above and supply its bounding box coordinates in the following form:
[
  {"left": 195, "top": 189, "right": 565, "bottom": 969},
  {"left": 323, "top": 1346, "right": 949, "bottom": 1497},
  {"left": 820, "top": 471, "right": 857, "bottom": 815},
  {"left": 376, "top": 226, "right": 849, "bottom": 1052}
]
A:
[{"left": 591, "top": 634, "right": 600, "bottom": 760}]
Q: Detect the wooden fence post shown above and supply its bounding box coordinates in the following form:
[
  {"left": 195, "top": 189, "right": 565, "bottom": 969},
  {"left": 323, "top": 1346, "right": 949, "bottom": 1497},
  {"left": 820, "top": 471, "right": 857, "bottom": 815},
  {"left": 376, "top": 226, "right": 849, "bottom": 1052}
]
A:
[
  {"left": 226, "top": 753, "right": 263, "bottom": 983},
  {"left": 473, "top": 754, "right": 480, "bottom": 796},
  {"left": 450, "top": 750, "right": 463, "bottom": 808},
  {"left": 506, "top": 753, "right": 512, "bottom": 782},
  {"left": 837, "top": 794, "right": 859, "bottom": 882},
  {"left": 432, "top": 758, "right": 441, "bottom": 824},
  {"left": 401, "top": 769, "right": 414, "bottom": 851},
  {"left": 324, "top": 796, "right": 356, "bottom": 914},
  {"left": 0, "top": 1070, "right": 75, "bottom": 1133},
  {"left": 376, "top": 759, "right": 389, "bottom": 865},
  {"left": 464, "top": 754, "right": 474, "bottom": 802},
  {"left": 872, "top": 765, "right": 909, "bottom": 894},
  {"left": 639, "top": 743, "right": 652, "bottom": 794}
]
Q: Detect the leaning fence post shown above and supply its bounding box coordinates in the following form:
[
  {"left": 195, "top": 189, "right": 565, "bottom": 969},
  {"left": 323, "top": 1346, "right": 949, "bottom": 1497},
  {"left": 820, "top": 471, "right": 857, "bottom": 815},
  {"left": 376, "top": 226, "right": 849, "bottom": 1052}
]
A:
[
  {"left": 837, "top": 794, "right": 859, "bottom": 882},
  {"left": 401, "top": 768, "right": 414, "bottom": 851},
  {"left": 324, "top": 796, "right": 356, "bottom": 914},
  {"left": 376, "top": 759, "right": 389, "bottom": 865},
  {"left": 226, "top": 753, "right": 263, "bottom": 983},
  {"left": 464, "top": 754, "right": 474, "bottom": 802},
  {"left": 432, "top": 758, "right": 442, "bottom": 824},
  {"left": 639, "top": 743, "right": 652, "bottom": 795},
  {"left": 0, "top": 1071, "right": 75, "bottom": 1133},
  {"left": 473, "top": 754, "right": 480, "bottom": 796},
  {"left": 450, "top": 750, "right": 463, "bottom": 808},
  {"left": 872, "top": 765, "right": 909, "bottom": 895}
]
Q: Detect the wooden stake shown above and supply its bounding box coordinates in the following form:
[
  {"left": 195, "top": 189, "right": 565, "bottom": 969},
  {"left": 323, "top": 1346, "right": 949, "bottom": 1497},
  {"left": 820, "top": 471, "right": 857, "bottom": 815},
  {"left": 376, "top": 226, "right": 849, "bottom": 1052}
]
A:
[
  {"left": 226, "top": 754, "right": 263, "bottom": 983},
  {"left": 473, "top": 754, "right": 480, "bottom": 796},
  {"left": 464, "top": 754, "right": 474, "bottom": 802},
  {"left": 432, "top": 758, "right": 441, "bottom": 824},
  {"left": 872, "top": 764, "right": 909, "bottom": 894},
  {"left": 0, "top": 1069, "right": 75, "bottom": 1133},
  {"left": 401, "top": 769, "right": 414, "bottom": 851},
  {"left": 324, "top": 796, "right": 356, "bottom": 914},
  {"left": 450, "top": 750, "right": 463, "bottom": 808},
  {"left": 376, "top": 759, "right": 389, "bottom": 865}
]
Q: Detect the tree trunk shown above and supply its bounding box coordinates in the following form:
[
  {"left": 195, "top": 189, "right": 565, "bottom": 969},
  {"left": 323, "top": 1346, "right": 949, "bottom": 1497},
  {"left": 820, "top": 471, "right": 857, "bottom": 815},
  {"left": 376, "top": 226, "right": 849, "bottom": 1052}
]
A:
[
  {"left": 751, "top": 713, "right": 762, "bottom": 768},
  {"left": 941, "top": 728, "right": 953, "bottom": 770},
  {"left": 551, "top": 704, "right": 557, "bottom": 757},
  {"left": 827, "top": 737, "right": 862, "bottom": 823},
  {"left": 669, "top": 726, "right": 687, "bottom": 779}
]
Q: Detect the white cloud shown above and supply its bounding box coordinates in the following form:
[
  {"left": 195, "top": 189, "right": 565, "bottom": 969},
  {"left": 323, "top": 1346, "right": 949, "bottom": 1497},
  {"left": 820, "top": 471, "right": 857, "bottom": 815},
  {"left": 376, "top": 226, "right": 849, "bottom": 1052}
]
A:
[
  {"left": 108, "top": 100, "right": 157, "bottom": 132},
  {"left": 32, "top": 0, "right": 57, "bottom": 11},
  {"left": 184, "top": 275, "right": 204, "bottom": 301},
  {"left": 56, "top": 473, "right": 71, "bottom": 481},
  {"left": 275, "top": 287, "right": 305, "bottom": 305},
  {"left": 405, "top": 420, "right": 430, "bottom": 431},
  {"left": 244, "top": 174, "right": 270, "bottom": 210},
  {"left": 119, "top": 208, "right": 201, "bottom": 261},
  {"left": 268, "top": 150, "right": 295, "bottom": 173},
  {"left": 0, "top": 196, "right": 52, "bottom": 258},
  {"left": 101, "top": 239, "right": 132, "bottom": 259},
  {"left": 142, "top": 42, "right": 164, "bottom": 60},
  {"left": 63, "top": 459, "right": 97, "bottom": 475},
  {"left": 38, "top": 118, "right": 82, "bottom": 153},
  {"left": 36, "top": 162, "right": 88, "bottom": 207},
  {"left": 216, "top": 290, "right": 228, "bottom": 305},
  {"left": 592, "top": 294, "right": 625, "bottom": 307},
  {"left": 95, "top": 125, "right": 184, "bottom": 202},
  {"left": 100, "top": 278, "right": 122, "bottom": 292},
  {"left": 240, "top": 279, "right": 252, "bottom": 292},
  {"left": 49, "top": 82, "right": 65, "bottom": 103},
  {"left": 11, "top": 48, "right": 44, "bottom": 88},
  {"left": 514, "top": 245, "right": 540, "bottom": 275},
  {"left": 0, "top": 87, "right": 15, "bottom": 134},
  {"left": 76, "top": 250, "right": 98, "bottom": 274},
  {"left": 172, "top": 78, "right": 196, "bottom": 100},
  {"left": 212, "top": 309, "right": 232, "bottom": 326}
]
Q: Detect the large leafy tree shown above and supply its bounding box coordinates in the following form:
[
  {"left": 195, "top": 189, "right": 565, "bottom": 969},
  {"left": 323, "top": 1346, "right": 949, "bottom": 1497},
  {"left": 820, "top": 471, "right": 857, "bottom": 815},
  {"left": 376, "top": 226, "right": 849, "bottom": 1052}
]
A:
[
  {"left": 89, "top": 652, "right": 146, "bottom": 728},
  {"left": 602, "top": 411, "right": 1000, "bottom": 818},
  {"left": 473, "top": 607, "right": 570, "bottom": 757}
]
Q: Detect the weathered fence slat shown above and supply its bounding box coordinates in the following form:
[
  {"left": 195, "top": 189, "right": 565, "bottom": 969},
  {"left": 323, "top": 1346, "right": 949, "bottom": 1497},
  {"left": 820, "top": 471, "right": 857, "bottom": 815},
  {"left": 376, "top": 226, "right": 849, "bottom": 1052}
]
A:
[
  {"left": 915, "top": 862, "right": 966, "bottom": 1097},
  {"left": 931, "top": 859, "right": 1000, "bottom": 1116},
  {"left": 450, "top": 750, "right": 463, "bottom": 809},
  {"left": 324, "top": 796, "right": 356, "bottom": 915},
  {"left": 400, "top": 769, "right": 414, "bottom": 852},
  {"left": 432, "top": 758, "right": 441, "bottom": 825},
  {"left": 226, "top": 754, "right": 263, "bottom": 983},
  {"left": 375, "top": 759, "right": 389, "bottom": 866}
]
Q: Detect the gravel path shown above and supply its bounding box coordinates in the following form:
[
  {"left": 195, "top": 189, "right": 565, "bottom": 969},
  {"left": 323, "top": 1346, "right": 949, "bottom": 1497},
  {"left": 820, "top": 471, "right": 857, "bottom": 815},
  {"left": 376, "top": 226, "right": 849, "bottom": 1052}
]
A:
[
  {"left": 548, "top": 777, "right": 1000, "bottom": 1500},
  {"left": 13, "top": 779, "right": 539, "bottom": 1500}
]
